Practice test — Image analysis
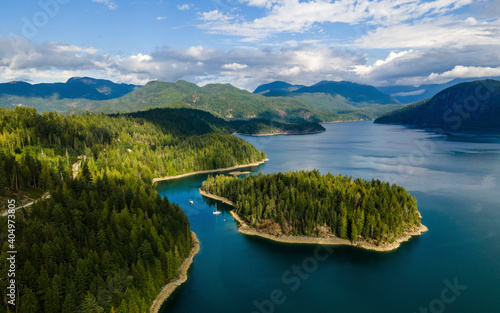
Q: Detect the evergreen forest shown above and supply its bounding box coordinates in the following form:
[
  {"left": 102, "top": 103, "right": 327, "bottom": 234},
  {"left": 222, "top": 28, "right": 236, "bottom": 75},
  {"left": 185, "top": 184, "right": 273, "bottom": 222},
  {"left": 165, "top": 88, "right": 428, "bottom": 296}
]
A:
[
  {"left": 0, "top": 106, "right": 266, "bottom": 313},
  {"left": 201, "top": 170, "right": 423, "bottom": 244}
]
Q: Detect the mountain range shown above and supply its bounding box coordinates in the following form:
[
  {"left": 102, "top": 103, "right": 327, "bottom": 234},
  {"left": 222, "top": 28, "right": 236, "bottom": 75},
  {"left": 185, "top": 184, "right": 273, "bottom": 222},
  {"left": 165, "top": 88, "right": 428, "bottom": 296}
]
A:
[
  {"left": 2, "top": 76, "right": 498, "bottom": 129},
  {"left": 0, "top": 77, "right": 139, "bottom": 100},
  {"left": 254, "top": 80, "right": 398, "bottom": 104}
]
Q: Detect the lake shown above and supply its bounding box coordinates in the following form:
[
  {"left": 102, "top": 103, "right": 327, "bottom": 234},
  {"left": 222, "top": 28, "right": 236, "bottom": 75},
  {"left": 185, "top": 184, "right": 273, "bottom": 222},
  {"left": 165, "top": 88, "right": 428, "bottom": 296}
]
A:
[{"left": 157, "top": 121, "right": 500, "bottom": 313}]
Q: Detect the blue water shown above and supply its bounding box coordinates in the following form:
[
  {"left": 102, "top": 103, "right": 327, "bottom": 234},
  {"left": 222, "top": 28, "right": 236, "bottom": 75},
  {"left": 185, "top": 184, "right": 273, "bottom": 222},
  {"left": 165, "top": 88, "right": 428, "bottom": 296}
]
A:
[{"left": 158, "top": 121, "right": 500, "bottom": 313}]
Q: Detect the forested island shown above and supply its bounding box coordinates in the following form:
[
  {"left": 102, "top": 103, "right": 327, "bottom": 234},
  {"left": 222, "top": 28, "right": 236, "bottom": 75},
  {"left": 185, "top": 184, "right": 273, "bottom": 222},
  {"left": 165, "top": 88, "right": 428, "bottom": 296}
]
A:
[
  {"left": 232, "top": 119, "right": 326, "bottom": 136},
  {"left": 0, "top": 107, "right": 266, "bottom": 312},
  {"left": 201, "top": 170, "right": 427, "bottom": 251}
]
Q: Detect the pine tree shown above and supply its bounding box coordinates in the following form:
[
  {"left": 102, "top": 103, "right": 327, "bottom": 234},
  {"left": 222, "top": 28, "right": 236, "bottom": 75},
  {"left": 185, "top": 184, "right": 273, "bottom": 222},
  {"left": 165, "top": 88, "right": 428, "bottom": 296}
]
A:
[
  {"left": 19, "top": 287, "right": 39, "bottom": 313},
  {"left": 80, "top": 292, "right": 105, "bottom": 313}
]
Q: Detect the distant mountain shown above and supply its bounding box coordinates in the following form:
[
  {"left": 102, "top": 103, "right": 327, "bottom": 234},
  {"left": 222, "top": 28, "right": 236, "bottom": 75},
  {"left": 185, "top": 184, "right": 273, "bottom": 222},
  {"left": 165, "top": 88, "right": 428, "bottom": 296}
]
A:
[
  {"left": 253, "top": 80, "right": 403, "bottom": 121},
  {"left": 1, "top": 77, "right": 404, "bottom": 122},
  {"left": 253, "top": 81, "right": 305, "bottom": 96},
  {"left": 0, "top": 77, "right": 139, "bottom": 100},
  {"left": 375, "top": 80, "right": 500, "bottom": 130},
  {"left": 94, "top": 80, "right": 324, "bottom": 122},
  {"left": 95, "top": 80, "right": 408, "bottom": 122},
  {"left": 255, "top": 80, "right": 399, "bottom": 105},
  {"left": 378, "top": 77, "right": 500, "bottom": 103},
  {"left": 0, "top": 77, "right": 139, "bottom": 112},
  {"left": 293, "top": 81, "right": 399, "bottom": 104}
]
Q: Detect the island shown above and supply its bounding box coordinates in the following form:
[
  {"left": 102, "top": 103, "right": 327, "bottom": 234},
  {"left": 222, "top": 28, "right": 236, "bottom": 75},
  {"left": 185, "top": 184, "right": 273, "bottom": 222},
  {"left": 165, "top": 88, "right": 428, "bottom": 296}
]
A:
[
  {"left": 200, "top": 170, "right": 427, "bottom": 251},
  {"left": 234, "top": 119, "right": 326, "bottom": 136}
]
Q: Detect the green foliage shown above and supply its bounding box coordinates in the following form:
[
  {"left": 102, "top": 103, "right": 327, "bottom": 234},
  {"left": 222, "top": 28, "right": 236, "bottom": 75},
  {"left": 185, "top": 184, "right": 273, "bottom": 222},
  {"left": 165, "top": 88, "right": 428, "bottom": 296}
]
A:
[
  {"left": 119, "top": 107, "right": 234, "bottom": 136},
  {"left": 93, "top": 80, "right": 324, "bottom": 122},
  {"left": 0, "top": 172, "right": 192, "bottom": 313},
  {"left": 0, "top": 107, "right": 265, "bottom": 196},
  {"left": 0, "top": 106, "right": 267, "bottom": 312},
  {"left": 1, "top": 79, "right": 408, "bottom": 124},
  {"left": 290, "top": 92, "right": 405, "bottom": 122},
  {"left": 201, "top": 170, "right": 422, "bottom": 244},
  {"left": 254, "top": 80, "right": 406, "bottom": 121}
]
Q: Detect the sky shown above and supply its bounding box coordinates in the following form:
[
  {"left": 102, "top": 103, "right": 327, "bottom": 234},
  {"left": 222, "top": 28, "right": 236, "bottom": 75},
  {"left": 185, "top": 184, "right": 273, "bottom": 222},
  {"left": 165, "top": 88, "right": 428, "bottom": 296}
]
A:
[{"left": 0, "top": 0, "right": 499, "bottom": 91}]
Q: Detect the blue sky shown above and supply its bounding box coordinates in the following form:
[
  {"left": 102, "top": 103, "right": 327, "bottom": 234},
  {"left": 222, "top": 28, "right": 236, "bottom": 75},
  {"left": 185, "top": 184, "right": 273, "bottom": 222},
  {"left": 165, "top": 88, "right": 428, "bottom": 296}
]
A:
[{"left": 0, "top": 0, "right": 499, "bottom": 90}]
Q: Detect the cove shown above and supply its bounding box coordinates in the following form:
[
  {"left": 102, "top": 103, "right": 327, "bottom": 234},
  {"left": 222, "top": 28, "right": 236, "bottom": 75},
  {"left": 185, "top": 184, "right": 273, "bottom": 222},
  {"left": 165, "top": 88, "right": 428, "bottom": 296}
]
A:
[{"left": 157, "top": 121, "right": 500, "bottom": 313}]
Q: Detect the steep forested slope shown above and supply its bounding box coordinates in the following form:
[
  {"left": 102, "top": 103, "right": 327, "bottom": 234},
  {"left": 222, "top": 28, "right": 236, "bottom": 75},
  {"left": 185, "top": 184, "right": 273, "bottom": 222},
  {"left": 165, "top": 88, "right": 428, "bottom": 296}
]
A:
[{"left": 375, "top": 80, "right": 500, "bottom": 130}]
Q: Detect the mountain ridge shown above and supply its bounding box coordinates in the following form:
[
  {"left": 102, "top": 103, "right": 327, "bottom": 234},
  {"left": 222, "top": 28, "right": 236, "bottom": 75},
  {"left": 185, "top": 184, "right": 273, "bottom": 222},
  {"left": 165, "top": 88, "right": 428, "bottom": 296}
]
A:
[
  {"left": 254, "top": 80, "right": 399, "bottom": 105},
  {"left": 0, "top": 77, "right": 404, "bottom": 121},
  {"left": 374, "top": 79, "right": 500, "bottom": 131},
  {"left": 0, "top": 76, "right": 139, "bottom": 100}
]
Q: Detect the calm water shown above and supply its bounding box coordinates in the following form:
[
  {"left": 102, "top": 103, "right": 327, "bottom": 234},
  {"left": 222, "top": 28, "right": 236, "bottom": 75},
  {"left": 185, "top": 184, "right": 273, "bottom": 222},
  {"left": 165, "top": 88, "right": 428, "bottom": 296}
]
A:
[{"left": 158, "top": 121, "right": 500, "bottom": 313}]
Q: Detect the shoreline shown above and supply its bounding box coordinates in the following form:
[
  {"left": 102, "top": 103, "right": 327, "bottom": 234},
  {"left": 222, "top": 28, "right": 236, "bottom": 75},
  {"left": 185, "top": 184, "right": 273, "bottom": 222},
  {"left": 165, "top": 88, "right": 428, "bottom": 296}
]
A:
[
  {"left": 201, "top": 190, "right": 428, "bottom": 252},
  {"left": 237, "top": 130, "right": 325, "bottom": 137},
  {"left": 150, "top": 231, "right": 200, "bottom": 313},
  {"left": 152, "top": 158, "right": 269, "bottom": 184},
  {"left": 322, "top": 119, "right": 373, "bottom": 124},
  {"left": 199, "top": 189, "right": 236, "bottom": 206}
]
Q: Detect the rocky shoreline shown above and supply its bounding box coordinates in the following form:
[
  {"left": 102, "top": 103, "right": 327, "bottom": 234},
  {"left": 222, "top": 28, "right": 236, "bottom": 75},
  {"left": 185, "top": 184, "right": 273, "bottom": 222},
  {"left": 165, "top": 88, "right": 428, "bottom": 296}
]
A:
[
  {"left": 200, "top": 190, "right": 428, "bottom": 252},
  {"left": 150, "top": 231, "right": 200, "bottom": 313},
  {"left": 152, "top": 158, "right": 269, "bottom": 184}
]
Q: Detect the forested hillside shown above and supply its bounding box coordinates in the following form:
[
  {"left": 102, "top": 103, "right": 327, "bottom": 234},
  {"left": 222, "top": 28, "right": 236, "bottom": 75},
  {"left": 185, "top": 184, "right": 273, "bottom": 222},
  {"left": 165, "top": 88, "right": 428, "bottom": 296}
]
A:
[
  {"left": 201, "top": 170, "right": 423, "bottom": 245},
  {"left": 93, "top": 80, "right": 405, "bottom": 123},
  {"left": 1, "top": 77, "right": 407, "bottom": 124},
  {"left": 254, "top": 80, "right": 405, "bottom": 121},
  {"left": 375, "top": 80, "right": 500, "bottom": 130},
  {"left": 0, "top": 172, "right": 192, "bottom": 313},
  {"left": 0, "top": 106, "right": 265, "bottom": 312},
  {"left": 92, "top": 80, "right": 321, "bottom": 122},
  {"left": 120, "top": 107, "right": 325, "bottom": 137}
]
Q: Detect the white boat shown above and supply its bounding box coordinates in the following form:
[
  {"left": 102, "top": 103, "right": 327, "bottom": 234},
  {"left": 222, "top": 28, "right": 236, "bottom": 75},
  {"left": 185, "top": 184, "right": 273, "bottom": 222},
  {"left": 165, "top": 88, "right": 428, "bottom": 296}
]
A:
[
  {"left": 189, "top": 199, "right": 193, "bottom": 205},
  {"left": 213, "top": 203, "right": 221, "bottom": 215}
]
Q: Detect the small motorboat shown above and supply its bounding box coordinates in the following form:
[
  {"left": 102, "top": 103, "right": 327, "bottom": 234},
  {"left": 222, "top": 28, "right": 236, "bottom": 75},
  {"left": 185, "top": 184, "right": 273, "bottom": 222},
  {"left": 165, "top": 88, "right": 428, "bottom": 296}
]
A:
[{"left": 213, "top": 203, "right": 221, "bottom": 215}]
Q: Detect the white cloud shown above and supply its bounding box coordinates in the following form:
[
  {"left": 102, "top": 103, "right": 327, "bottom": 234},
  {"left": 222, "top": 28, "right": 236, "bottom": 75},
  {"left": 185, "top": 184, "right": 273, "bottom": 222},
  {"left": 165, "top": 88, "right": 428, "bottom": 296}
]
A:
[
  {"left": 427, "top": 65, "right": 500, "bottom": 83},
  {"left": 1, "top": 34, "right": 499, "bottom": 90},
  {"left": 157, "top": 16, "right": 166, "bottom": 20},
  {"left": 239, "top": 0, "right": 276, "bottom": 8},
  {"left": 200, "top": 0, "right": 474, "bottom": 41},
  {"left": 0, "top": 37, "right": 364, "bottom": 89},
  {"left": 91, "top": 0, "right": 117, "bottom": 10},
  {"left": 221, "top": 63, "right": 248, "bottom": 70},
  {"left": 354, "top": 50, "right": 414, "bottom": 77},
  {"left": 127, "top": 53, "right": 153, "bottom": 62},
  {"left": 356, "top": 17, "right": 500, "bottom": 49},
  {"left": 200, "top": 10, "right": 234, "bottom": 22},
  {"left": 53, "top": 45, "right": 99, "bottom": 55},
  {"left": 177, "top": 4, "right": 191, "bottom": 11},
  {"left": 391, "top": 90, "right": 426, "bottom": 97}
]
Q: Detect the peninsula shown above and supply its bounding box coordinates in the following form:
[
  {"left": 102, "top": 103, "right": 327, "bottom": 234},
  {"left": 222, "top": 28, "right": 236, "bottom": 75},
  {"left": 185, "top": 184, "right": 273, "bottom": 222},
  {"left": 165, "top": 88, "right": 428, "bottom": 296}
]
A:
[
  {"left": 152, "top": 158, "right": 269, "bottom": 184},
  {"left": 200, "top": 170, "right": 427, "bottom": 252},
  {"left": 234, "top": 120, "right": 326, "bottom": 136}
]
